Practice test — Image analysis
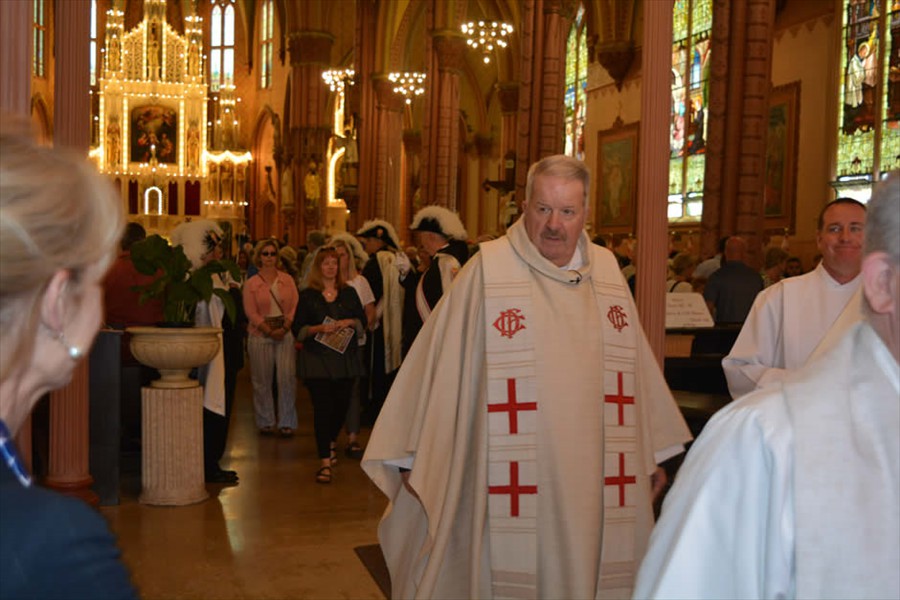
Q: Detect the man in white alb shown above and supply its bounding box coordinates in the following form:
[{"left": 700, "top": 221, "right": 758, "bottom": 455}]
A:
[
  {"left": 363, "top": 155, "right": 691, "bottom": 599},
  {"left": 722, "top": 197, "right": 867, "bottom": 398},
  {"left": 633, "top": 172, "right": 899, "bottom": 600}
]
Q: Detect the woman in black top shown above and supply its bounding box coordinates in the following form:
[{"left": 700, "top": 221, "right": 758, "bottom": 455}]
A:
[{"left": 292, "top": 247, "right": 365, "bottom": 483}]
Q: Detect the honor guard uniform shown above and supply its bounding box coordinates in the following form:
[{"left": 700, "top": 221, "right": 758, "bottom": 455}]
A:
[{"left": 400, "top": 206, "right": 469, "bottom": 355}]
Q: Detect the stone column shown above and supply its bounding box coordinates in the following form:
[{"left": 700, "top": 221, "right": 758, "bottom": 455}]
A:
[
  {"left": 372, "top": 76, "right": 405, "bottom": 224},
  {"left": 515, "top": 0, "right": 577, "bottom": 200},
  {"left": 45, "top": 0, "right": 95, "bottom": 505},
  {"left": 46, "top": 362, "right": 98, "bottom": 505},
  {"left": 0, "top": 0, "right": 32, "bottom": 115},
  {"left": 421, "top": 32, "right": 466, "bottom": 210},
  {"left": 701, "top": 0, "right": 776, "bottom": 267},
  {"left": 634, "top": 0, "right": 673, "bottom": 367},
  {"left": 140, "top": 387, "right": 207, "bottom": 506},
  {"left": 287, "top": 30, "right": 334, "bottom": 238}
]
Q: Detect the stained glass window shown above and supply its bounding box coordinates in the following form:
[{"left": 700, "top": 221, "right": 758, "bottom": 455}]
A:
[
  {"left": 834, "top": 0, "right": 900, "bottom": 202},
  {"left": 260, "top": 0, "right": 274, "bottom": 89},
  {"left": 209, "top": 0, "right": 236, "bottom": 92},
  {"left": 668, "top": 0, "right": 712, "bottom": 221},
  {"left": 32, "top": 0, "right": 45, "bottom": 77},
  {"left": 564, "top": 4, "right": 588, "bottom": 161}
]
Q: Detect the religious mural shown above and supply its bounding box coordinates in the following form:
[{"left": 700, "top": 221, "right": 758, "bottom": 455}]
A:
[{"left": 130, "top": 105, "right": 177, "bottom": 164}]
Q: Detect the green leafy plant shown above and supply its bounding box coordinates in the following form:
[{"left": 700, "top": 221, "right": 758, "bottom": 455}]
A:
[{"left": 130, "top": 234, "right": 241, "bottom": 325}]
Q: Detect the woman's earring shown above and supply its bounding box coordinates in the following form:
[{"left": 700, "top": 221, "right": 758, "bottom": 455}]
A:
[{"left": 56, "top": 330, "right": 84, "bottom": 360}]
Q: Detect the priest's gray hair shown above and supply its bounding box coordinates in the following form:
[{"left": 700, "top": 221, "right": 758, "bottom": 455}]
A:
[
  {"left": 0, "top": 115, "right": 124, "bottom": 383},
  {"left": 864, "top": 171, "right": 899, "bottom": 264},
  {"left": 525, "top": 154, "right": 591, "bottom": 209}
]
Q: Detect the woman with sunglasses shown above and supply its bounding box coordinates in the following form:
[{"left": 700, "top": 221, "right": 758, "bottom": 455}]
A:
[
  {"left": 292, "top": 248, "right": 365, "bottom": 483},
  {"left": 243, "top": 239, "right": 299, "bottom": 437}
]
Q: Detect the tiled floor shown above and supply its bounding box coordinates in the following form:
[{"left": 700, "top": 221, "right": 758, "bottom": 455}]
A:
[{"left": 101, "top": 375, "right": 389, "bottom": 599}]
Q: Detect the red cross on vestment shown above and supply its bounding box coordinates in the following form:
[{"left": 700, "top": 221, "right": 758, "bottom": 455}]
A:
[
  {"left": 488, "top": 378, "right": 537, "bottom": 434},
  {"left": 604, "top": 372, "right": 635, "bottom": 426},
  {"left": 604, "top": 452, "right": 637, "bottom": 507},
  {"left": 489, "top": 461, "right": 537, "bottom": 517}
]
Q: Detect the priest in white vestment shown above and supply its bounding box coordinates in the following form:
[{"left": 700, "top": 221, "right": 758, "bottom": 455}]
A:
[
  {"left": 722, "top": 198, "right": 867, "bottom": 398},
  {"left": 634, "top": 173, "right": 900, "bottom": 600},
  {"left": 363, "top": 155, "right": 692, "bottom": 599}
]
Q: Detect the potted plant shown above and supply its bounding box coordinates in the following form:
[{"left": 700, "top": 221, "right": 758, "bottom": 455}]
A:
[{"left": 126, "top": 234, "right": 241, "bottom": 388}]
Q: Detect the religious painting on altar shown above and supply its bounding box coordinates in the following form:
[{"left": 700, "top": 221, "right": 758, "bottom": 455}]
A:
[
  {"left": 764, "top": 82, "right": 800, "bottom": 232},
  {"left": 595, "top": 122, "right": 639, "bottom": 233},
  {"left": 130, "top": 105, "right": 177, "bottom": 164}
]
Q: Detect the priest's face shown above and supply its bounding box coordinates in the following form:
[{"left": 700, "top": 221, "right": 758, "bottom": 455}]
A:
[
  {"left": 523, "top": 174, "right": 586, "bottom": 267},
  {"left": 817, "top": 202, "right": 866, "bottom": 284}
]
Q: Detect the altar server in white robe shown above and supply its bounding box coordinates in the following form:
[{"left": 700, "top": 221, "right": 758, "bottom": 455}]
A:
[
  {"left": 634, "top": 172, "right": 899, "bottom": 600},
  {"left": 723, "top": 197, "right": 867, "bottom": 398},
  {"left": 363, "top": 155, "right": 692, "bottom": 599}
]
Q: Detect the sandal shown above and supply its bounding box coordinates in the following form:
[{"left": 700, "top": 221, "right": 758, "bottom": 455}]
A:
[
  {"left": 330, "top": 444, "right": 338, "bottom": 465},
  {"left": 345, "top": 441, "right": 363, "bottom": 459},
  {"left": 279, "top": 427, "right": 294, "bottom": 438},
  {"left": 315, "top": 466, "right": 332, "bottom": 484},
  {"left": 259, "top": 426, "right": 276, "bottom": 436}
]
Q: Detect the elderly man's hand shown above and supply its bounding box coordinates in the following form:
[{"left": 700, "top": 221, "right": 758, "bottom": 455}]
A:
[{"left": 650, "top": 466, "right": 668, "bottom": 503}]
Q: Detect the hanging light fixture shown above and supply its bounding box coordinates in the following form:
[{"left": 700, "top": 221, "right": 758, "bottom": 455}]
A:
[
  {"left": 388, "top": 72, "right": 426, "bottom": 104},
  {"left": 461, "top": 20, "right": 513, "bottom": 64},
  {"left": 322, "top": 68, "right": 356, "bottom": 96}
]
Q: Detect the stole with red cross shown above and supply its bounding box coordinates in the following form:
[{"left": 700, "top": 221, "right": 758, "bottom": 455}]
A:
[{"left": 488, "top": 378, "right": 538, "bottom": 517}]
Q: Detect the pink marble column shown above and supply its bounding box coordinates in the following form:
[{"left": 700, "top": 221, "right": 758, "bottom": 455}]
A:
[
  {"left": 0, "top": 0, "right": 32, "bottom": 116},
  {"left": 373, "top": 76, "right": 404, "bottom": 224},
  {"left": 45, "top": 0, "right": 96, "bottom": 505},
  {"left": 422, "top": 32, "right": 466, "bottom": 210},
  {"left": 287, "top": 30, "right": 334, "bottom": 239},
  {"left": 3, "top": 0, "right": 36, "bottom": 468},
  {"left": 634, "top": 0, "right": 673, "bottom": 367},
  {"left": 515, "top": 0, "right": 576, "bottom": 200},
  {"left": 46, "top": 362, "right": 98, "bottom": 505}
]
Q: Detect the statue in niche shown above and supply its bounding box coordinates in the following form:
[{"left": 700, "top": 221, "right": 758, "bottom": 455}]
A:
[
  {"left": 107, "top": 115, "right": 121, "bottom": 170},
  {"left": 221, "top": 163, "right": 233, "bottom": 203},
  {"left": 187, "top": 41, "right": 200, "bottom": 77},
  {"left": 107, "top": 35, "right": 121, "bottom": 73},
  {"left": 208, "top": 162, "right": 218, "bottom": 201},
  {"left": 147, "top": 23, "right": 160, "bottom": 78},
  {"left": 236, "top": 165, "right": 246, "bottom": 204},
  {"left": 280, "top": 161, "right": 294, "bottom": 209},
  {"left": 186, "top": 122, "right": 200, "bottom": 172},
  {"left": 304, "top": 161, "right": 321, "bottom": 210}
]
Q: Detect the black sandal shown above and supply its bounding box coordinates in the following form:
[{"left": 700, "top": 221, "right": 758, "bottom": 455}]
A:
[
  {"left": 315, "top": 466, "right": 332, "bottom": 483},
  {"left": 345, "top": 442, "right": 363, "bottom": 459}
]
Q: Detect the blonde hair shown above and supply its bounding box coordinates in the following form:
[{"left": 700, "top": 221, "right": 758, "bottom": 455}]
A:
[
  {"left": 0, "top": 116, "right": 124, "bottom": 382},
  {"left": 306, "top": 247, "right": 345, "bottom": 291},
  {"left": 328, "top": 238, "right": 362, "bottom": 279},
  {"left": 252, "top": 238, "right": 280, "bottom": 268}
]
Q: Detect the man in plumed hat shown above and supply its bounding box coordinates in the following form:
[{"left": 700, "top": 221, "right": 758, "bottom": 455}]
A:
[
  {"left": 400, "top": 205, "right": 469, "bottom": 355},
  {"left": 356, "top": 220, "right": 404, "bottom": 424}
]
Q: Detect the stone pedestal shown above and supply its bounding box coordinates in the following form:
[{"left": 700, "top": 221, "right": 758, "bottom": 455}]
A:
[{"left": 139, "top": 386, "right": 208, "bottom": 506}]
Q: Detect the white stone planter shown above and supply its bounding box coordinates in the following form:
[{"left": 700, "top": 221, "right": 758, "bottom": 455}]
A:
[{"left": 126, "top": 326, "right": 221, "bottom": 389}]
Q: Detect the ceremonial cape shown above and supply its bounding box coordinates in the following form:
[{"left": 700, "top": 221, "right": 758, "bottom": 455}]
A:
[
  {"left": 363, "top": 220, "right": 691, "bottom": 599},
  {"left": 634, "top": 320, "right": 899, "bottom": 599}
]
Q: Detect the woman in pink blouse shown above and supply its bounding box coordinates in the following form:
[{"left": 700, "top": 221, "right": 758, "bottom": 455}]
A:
[{"left": 242, "top": 239, "right": 299, "bottom": 436}]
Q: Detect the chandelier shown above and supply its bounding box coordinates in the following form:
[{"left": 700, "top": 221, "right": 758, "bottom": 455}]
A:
[
  {"left": 322, "top": 68, "right": 355, "bottom": 96},
  {"left": 388, "top": 72, "right": 426, "bottom": 104},
  {"left": 461, "top": 21, "right": 514, "bottom": 64}
]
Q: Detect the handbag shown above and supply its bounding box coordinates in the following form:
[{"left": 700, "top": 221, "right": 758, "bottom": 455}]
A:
[{"left": 259, "top": 273, "right": 287, "bottom": 331}]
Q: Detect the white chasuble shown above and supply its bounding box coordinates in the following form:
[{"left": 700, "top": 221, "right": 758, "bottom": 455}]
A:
[{"left": 362, "top": 219, "right": 691, "bottom": 600}]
